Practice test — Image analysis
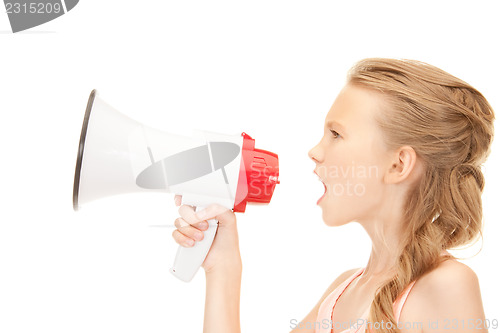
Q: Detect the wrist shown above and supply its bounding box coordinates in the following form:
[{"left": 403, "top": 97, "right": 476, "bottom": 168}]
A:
[{"left": 205, "top": 257, "right": 242, "bottom": 277}]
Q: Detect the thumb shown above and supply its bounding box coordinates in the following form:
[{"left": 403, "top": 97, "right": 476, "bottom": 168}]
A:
[{"left": 195, "top": 204, "right": 236, "bottom": 227}]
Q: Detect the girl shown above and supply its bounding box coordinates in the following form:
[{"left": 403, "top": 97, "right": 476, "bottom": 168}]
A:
[{"left": 172, "top": 58, "right": 495, "bottom": 333}]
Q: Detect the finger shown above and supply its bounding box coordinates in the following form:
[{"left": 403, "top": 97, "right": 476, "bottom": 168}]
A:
[
  {"left": 174, "top": 218, "right": 205, "bottom": 241},
  {"left": 178, "top": 204, "right": 202, "bottom": 225},
  {"left": 174, "top": 195, "right": 182, "bottom": 207},
  {"left": 174, "top": 217, "right": 190, "bottom": 228},
  {"left": 174, "top": 217, "right": 209, "bottom": 232},
  {"left": 172, "top": 229, "right": 195, "bottom": 247}
]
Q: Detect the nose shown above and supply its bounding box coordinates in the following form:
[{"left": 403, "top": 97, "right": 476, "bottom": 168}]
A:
[{"left": 308, "top": 142, "right": 323, "bottom": 163}]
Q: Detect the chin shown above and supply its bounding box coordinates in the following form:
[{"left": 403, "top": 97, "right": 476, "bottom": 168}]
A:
[{"left": 321, "top": 211, "right": 351, "bottom": 227}]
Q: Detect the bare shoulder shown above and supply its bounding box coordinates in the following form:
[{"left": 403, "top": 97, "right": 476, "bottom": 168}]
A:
[
  {"left": 401, "top": 259, "right": 486, "bottom": 333},
  {"left": 413, "top": 259, "right": 482, "bottom": 305},
  {"left": 416, "top": 259, "right": 479, "bottom": 291}
]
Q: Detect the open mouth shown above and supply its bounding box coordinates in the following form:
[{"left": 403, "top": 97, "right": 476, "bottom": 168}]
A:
[
  {"left": 317, "top": 182, "right": 327, "bottom": 204},
  {"left": 315, "top": 171, "right": 327, "bottom": 204}
]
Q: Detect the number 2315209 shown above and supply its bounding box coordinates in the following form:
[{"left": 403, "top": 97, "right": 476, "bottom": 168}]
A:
[{"left": 5, "top": 2, "right": 62, "bottom": 14}]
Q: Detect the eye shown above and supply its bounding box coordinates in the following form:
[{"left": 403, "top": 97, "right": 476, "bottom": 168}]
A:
[{"left": 330, "top": 129, "right": 340, "bottom": 139}]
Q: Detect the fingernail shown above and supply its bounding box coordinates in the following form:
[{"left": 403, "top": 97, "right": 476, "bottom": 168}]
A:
[
  {"left": 194, "top": 232, "right": 203, "bottom": 241},
  {"left": 185, "top": 239, "right": 195, "bottom": 247}
]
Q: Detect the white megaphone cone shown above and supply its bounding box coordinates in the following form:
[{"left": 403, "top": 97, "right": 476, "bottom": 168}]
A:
[{"left": 73, "top": 90, "right": 280, "bottom": 282}]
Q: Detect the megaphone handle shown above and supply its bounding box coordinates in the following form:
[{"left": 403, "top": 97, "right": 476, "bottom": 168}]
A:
[{"left": 170, "top": 206, "right": 219, "bottom": 282}]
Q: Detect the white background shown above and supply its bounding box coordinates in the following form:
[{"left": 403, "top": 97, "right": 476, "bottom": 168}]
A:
[{"left": 1, "top": 1, "right": 499, "bottom": 332}]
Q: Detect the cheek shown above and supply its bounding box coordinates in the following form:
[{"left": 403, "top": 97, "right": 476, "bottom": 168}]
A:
[
  {"left": 323, "top": 154, "right": 384, "bottom": 207},
  {"left": 325, "top": 151, "right": 381, "bottom": 185},
  {"left": 320, "top": 172, "right": 383, "bottom": 227},
  {"left": 350, "top": 162, "right": 385, "bottom": 205},
  {"left": 319, "top": 142, "right": 387, "bottom": 224}
]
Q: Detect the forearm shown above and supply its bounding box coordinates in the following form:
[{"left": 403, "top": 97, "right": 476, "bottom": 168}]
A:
[{"left": 203, "top": 260, "right": 242, "bottom": 333}]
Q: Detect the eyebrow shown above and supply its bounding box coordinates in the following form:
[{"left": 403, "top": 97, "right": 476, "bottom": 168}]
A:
[{"left": 326, "top": 120, "right": 347, "bottom": 135}]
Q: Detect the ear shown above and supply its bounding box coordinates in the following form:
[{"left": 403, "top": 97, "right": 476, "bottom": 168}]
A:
[{"left": 384, "top": 146, "right": 420, "bottom": 184}]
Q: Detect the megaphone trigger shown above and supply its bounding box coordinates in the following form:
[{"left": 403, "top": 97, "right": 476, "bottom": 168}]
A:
[{"left": 170, "top": 206, "right": 219, "bottom": 282}]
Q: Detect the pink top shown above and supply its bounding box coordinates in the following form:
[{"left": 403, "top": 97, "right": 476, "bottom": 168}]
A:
[{"left": 315, "top": 268, "right": 416, "bottom": 333}]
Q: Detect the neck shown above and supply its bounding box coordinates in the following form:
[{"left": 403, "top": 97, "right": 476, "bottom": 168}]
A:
[
  {"left": 364, "top": 240, "right": 399, "bottom": 278},
  {"left": 358, "top": 213, "right": 405, "bottom": 280}
]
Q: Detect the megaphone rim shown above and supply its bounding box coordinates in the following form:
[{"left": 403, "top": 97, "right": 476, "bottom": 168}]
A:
[{"left": 73, "top": 89, "right": 98, "bottom": 211}]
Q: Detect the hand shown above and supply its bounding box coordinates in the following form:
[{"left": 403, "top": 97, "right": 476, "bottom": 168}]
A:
[{"left": 171, "top": 195, "right": 242, "bottom": 274}]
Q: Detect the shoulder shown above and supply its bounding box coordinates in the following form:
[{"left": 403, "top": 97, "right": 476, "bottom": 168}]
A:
[
  {"left": 422, "top": 259, "right": 478, "bottom": 286},
  {"left": 415, "top": 259, "right": 481, "bottom": 305},
  {"left": 400, "top": 259, "right": 486, "bottom": 332}
]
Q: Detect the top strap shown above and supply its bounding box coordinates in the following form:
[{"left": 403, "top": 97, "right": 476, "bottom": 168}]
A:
[
  {"left": 315, "top": 268, "right": 364, "bottom": 333},
  {"left": 331, "top": 268, "right": 365, "bottom": 323},
  {"left": 393, "top": 280, "right": 416, "bottom": 322}
]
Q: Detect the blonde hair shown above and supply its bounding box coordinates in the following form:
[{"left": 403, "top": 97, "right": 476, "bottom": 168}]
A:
[{"left": 347, "top": 58, "right": 495, "bottom": 332}]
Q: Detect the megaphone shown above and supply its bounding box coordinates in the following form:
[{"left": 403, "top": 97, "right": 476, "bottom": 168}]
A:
[{"left": 73, "top": 90, "right": 279, "bottom": 282}]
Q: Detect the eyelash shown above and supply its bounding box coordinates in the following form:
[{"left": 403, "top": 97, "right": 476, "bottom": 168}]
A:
[{"left": 330, "top": 130, "right": 340, "bottom": 139}]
